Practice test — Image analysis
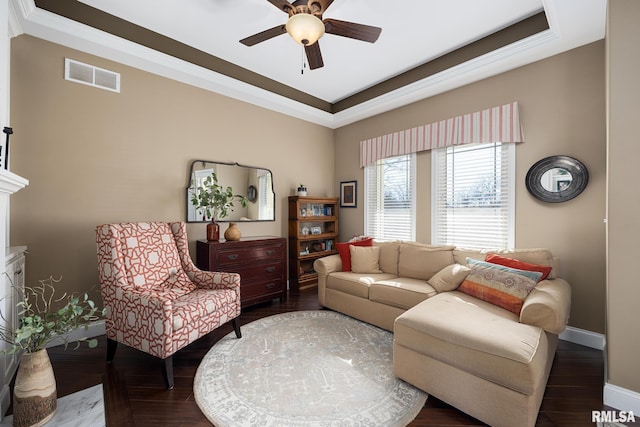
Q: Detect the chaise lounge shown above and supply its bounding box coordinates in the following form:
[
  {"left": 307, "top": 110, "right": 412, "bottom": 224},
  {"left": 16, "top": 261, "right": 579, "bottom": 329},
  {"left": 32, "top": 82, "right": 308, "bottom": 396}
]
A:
[{"left": 314, "top": 240, "right": 571, "bottom": 427}]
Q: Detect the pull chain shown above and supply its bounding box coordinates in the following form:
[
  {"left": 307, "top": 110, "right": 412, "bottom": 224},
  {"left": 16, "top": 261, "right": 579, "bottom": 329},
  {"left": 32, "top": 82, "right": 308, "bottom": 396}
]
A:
[{"left": 301, "top": 45, "right": 307, "bottom": 75}]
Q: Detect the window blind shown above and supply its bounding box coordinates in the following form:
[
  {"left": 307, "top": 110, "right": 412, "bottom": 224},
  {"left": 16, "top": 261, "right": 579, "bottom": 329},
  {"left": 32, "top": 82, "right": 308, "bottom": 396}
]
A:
[
  {"left": 432, "top": 142, "right": 514, "bottom": 249},
  {"left": 365, "top": 154, "right": 416, "bottom": 241}
]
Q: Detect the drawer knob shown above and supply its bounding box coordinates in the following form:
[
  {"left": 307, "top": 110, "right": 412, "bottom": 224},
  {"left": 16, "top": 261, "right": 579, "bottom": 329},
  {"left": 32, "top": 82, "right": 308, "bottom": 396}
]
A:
[
  {"left": 266, "top": 283, "right": 276, "bottom": 289},
  {"left": 227, "top": 254, "right": 239, "bottom": 260},
  {"left": 266, "top": 266, "right": 276, "bottom": 273},
  {"left": 266, "top": 250, "right": 275, "bottom": 255}
]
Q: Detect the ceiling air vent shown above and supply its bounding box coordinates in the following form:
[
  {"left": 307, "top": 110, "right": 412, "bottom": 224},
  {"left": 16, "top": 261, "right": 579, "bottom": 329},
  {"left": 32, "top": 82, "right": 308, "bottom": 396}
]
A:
[{"left": 64, "top": 58, "right": 120, "bottom": 93}]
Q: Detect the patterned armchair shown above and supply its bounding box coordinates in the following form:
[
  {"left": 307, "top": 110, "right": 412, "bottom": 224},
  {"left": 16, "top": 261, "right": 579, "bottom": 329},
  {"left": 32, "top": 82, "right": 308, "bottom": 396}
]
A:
[{"left": 95, "top": 222, "right": 241, "bottom": 389}]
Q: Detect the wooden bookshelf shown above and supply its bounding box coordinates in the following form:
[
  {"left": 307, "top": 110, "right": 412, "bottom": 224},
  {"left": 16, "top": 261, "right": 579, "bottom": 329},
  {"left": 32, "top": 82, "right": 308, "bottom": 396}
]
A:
[{"left": 288, "top": 196, "right": 339, "bottom": 290}]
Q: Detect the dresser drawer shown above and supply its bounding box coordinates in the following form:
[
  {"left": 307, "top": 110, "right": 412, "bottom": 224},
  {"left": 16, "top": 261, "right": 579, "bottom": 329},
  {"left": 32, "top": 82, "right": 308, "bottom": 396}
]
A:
[
  {"left": 241, "top": 279, "right": 284, "bottom": 302},
  {"left": 215, "top": 245, "right": 284, "bottom": 267},
  {"left": 232, "top": 261, "right": 282, "bottom": 282}
]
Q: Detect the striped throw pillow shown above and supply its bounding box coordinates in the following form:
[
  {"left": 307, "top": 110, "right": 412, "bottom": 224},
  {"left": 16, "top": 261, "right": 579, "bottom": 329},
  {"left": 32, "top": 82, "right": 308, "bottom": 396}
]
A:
[{"left": 458, "top": 258, "right": 543, "bottom": 315}]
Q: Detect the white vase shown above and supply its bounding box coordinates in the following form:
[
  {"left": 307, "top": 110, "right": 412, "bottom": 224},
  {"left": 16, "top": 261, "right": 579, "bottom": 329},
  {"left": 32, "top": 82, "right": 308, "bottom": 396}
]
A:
[{"left": 13, "top": 349, "right": 57, "bottom": 427}]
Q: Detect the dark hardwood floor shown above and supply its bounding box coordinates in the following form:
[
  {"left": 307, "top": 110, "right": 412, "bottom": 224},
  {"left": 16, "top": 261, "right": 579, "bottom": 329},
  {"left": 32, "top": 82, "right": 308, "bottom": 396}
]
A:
[{"left": 32, "top": 290, "right": 614, "bottom": 426}]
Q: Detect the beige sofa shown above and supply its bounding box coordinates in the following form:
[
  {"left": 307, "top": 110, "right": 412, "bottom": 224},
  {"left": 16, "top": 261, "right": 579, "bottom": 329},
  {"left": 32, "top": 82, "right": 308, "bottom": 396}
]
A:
[{"left": 313, "top": 241, "right": 571, "bottom": 427}]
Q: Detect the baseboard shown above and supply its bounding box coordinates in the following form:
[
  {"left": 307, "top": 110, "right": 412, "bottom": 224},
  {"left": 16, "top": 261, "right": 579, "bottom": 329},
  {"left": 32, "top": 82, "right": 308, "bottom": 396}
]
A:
[
  {"left": 45, "top": 320, "right": 106, "bottom": 349},
  {"left": 559, "top": 326, "right": 605, "bottom": 350},
  {"left": 604, "top": 382, "right": 640, "bottom": 415}
]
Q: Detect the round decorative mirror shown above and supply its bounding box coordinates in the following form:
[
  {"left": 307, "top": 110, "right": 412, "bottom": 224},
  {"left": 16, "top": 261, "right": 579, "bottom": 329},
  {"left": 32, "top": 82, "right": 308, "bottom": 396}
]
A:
[{"left": 525, "top": 155, "right": 589, "bottom": 203}]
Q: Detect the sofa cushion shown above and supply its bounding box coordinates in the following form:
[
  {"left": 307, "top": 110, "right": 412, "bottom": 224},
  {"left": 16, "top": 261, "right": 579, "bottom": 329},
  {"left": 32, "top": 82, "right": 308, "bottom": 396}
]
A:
[
  {"left": 427, "top": 263, "right": 471, "bottom": 292},
  {"left": 398, "top": 243, "right": 455, "bottom": 281},
  {"left": 336, "top": 237, "right": 373, "bottom": 271},
  {"left": 326, "top": 271, "right": 397, "bottom": 299},
  {"left": 394, "top": 291, "right": 549, "bottom": 395},
  {"left": 485, "top": 253, "right": 552, "bottom": 281},
  {"left": 458, "top": 258, "right": 542, "bottom": 315},
  {"left": 350, "top": 245, "right": 382, "bottom": 274},
  {"left": 374, "top": 240, "right": 401, "bottom": 275},
  {"left": 155, "top": 267, "right": 197, "bottom": 299},
  {"left": 370, "top": 278, "right": 437, "bottom": 309}
]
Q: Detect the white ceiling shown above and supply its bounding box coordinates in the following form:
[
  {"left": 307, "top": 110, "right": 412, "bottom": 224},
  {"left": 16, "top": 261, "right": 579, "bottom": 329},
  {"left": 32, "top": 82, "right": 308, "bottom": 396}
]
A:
[{"left": 10, "top": 0, "right": 606, "bottom": 128}]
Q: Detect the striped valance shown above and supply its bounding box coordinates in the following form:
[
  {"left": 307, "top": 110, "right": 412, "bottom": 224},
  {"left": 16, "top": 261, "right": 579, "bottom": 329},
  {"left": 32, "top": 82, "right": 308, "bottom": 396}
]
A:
[{"left": 359, "top": 101, "right": 524, "bottom": 167}]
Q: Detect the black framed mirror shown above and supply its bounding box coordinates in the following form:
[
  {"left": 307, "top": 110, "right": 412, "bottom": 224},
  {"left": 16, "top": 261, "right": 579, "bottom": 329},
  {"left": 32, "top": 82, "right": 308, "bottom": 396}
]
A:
[
  {"left": 525, "top": 155, "right": 588, "bottom": 203},
  {"left": 186, "top": 160, "right": 275, "bottom": 222}
]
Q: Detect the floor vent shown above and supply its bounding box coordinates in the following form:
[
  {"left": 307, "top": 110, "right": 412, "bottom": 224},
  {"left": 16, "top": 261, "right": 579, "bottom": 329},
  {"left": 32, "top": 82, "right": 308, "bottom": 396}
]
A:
[{"left": 64, "top": 58, "right": 120, "bottom": 93}]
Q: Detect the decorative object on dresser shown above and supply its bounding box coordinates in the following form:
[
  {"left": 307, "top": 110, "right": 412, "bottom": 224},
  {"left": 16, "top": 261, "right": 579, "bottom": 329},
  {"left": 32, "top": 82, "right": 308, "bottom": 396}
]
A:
[
  {"left": 288, "top": 196, "right": 338, "bottom": 291},
  {"left": 189, "top": 171, "right": 247, "bottom": 242},
  {"left": 197, "top": 236, "right": 287, "bottom": 308},
  {"left": 223, "top": 222, "right": 241, "bottom": 241},
  {"left": 95, "top": 222, "right": 242, "bottom": 389}
]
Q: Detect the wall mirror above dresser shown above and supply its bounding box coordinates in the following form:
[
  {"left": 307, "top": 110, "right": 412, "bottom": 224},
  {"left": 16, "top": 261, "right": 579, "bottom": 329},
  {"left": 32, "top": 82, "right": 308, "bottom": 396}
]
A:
[{"left": 186, "top": 160, "right": 275, "bottom": 222}]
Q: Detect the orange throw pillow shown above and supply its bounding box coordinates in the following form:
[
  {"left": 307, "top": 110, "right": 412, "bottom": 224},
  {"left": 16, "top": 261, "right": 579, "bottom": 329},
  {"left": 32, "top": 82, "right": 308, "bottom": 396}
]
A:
[
  {"left": 336, "top": 238, "right": 373, "bottom": 271},
  {"left": 485, "top": 253, "right": 552, "bottom": 281}
]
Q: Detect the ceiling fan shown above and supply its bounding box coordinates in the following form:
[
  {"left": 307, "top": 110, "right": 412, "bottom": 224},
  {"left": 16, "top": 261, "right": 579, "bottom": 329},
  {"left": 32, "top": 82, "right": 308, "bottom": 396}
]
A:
[{"left": 240, "top": 0, "right": 382, "bottom": 70}]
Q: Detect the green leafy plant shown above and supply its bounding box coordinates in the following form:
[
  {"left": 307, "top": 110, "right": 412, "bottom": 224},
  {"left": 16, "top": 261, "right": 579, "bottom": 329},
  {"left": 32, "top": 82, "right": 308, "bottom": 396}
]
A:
[
  {"left": 191, "top": 172, "right": 248, "bottom": 220},
  {"left": 0, "top": 276, "right": 103, "bottom": 354}
]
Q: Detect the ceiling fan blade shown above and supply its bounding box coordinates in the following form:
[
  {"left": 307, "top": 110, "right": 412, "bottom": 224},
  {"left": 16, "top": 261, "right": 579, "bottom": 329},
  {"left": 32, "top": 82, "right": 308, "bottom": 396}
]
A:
[
  {"left": 240, "top": 25, "right": 287, "bottom": 46},
  {"left": 308, "top": 0, "right": 334, "bottom": 15},
  {"left": 267, "top": 0, "right": 295, "bottom": 14},
  {"left": 324, "top": 18, "right": 382, "bottom": 43},
  {"left": 305, "top": 42, "right": 324, "bottom": 70}
]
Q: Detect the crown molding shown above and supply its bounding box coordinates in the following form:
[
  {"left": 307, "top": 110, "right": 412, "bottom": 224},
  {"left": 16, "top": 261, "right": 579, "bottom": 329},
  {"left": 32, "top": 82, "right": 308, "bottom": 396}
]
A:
[{"left": 10, "top": 0, "right": 605, "bottom": 129}]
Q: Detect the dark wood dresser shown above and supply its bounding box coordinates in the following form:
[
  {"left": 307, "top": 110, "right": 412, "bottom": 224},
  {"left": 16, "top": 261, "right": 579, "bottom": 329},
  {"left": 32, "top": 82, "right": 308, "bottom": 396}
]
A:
[{"left": 196, "top": 236, "right": 287, "bottom": 308}]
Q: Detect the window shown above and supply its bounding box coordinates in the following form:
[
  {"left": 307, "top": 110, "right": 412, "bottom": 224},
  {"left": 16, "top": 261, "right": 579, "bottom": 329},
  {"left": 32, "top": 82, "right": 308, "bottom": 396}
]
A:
[
  {"left": 258, "top": 172, "right": 273, "bottom": 220},
  {"left": 365, "top": 154, "right": 416, "bottom": 241},
  {"left": 432, "top": 142, "right": 515, "bottom": 249}
]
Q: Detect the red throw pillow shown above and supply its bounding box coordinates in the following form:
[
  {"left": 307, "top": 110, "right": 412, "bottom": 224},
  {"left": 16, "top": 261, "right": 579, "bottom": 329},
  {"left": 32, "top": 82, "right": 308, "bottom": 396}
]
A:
[
  {"left": 485, "top": 253, "right": 552, "bottom": 281},
  {"left": 336, "top": 238, "right": 373, "bottom": 271}
]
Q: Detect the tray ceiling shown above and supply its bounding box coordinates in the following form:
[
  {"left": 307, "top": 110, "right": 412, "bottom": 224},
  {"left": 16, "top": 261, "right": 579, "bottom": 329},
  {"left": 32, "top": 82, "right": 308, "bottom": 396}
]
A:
[{"left": 10, "top": 0, "right": 606, "bottom": 128}]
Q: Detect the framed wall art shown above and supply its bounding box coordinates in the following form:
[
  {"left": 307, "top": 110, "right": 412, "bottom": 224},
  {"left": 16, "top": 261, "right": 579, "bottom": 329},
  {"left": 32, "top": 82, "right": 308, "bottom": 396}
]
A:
[{"left": 340, "top": 181, "right": 357, "bottom": 208}]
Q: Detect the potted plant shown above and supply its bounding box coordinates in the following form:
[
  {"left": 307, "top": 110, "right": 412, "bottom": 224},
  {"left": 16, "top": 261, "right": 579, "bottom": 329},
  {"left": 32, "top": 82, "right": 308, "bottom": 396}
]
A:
[
  {"left": 190, "top": 171, "right": 248, "bottom": 241},
  {"left": 0, "top": 276, "right": 102, "bottom": 427},
  {"left": 297, "top": 184, "right": 307, "bottom": 197}
]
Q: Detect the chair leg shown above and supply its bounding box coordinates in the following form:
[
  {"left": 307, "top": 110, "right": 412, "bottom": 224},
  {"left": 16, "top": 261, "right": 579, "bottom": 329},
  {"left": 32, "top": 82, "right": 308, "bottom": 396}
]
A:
[
  {"left": 163, "top": 356, "right": 174, "bottom": 390},
  {"left": 106, "top": 338, "right": 118, "bottom": 363},
  {"left": 232, "top": 318, "right": 242, "bottom": 338}
]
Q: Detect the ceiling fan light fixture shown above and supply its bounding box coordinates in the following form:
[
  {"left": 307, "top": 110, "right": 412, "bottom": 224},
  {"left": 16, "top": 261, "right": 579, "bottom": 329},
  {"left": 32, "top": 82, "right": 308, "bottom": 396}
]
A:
[{"left": 285, "top": 13, "right": 325, "bottom": 46}]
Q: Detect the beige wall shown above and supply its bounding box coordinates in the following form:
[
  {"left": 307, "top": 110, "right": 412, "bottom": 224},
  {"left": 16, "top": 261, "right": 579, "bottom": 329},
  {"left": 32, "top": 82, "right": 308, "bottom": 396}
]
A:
[
  {"left": 9, "top": 35, "right": 334, "bottom": 303},
  {"left": 606, "top": 0, "right": 640, "bottom": 396},
  {"left": 335, "top": 42, "right": 606, "bottom": 333},
  {"left": 9, "top": 34, "right": 609, "bottom": 335}
]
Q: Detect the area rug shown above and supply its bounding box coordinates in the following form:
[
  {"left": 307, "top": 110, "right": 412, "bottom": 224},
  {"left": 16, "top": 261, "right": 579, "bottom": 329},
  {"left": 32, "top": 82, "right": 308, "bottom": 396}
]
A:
[{"left": 194, "top": 310, "right": 427, "bottom": 427}]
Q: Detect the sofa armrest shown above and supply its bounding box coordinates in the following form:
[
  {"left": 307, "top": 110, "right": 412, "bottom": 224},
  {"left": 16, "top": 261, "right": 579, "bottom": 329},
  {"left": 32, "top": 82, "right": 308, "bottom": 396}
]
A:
[
  {"left": 314, "top": 254, "right": 342, "bottom": 275},
  {"left": 313, "top": 254, "right": 342, "bottom": 307},
  {"left": 520, "top": 278, "right": 571, "bottom": 334}
]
